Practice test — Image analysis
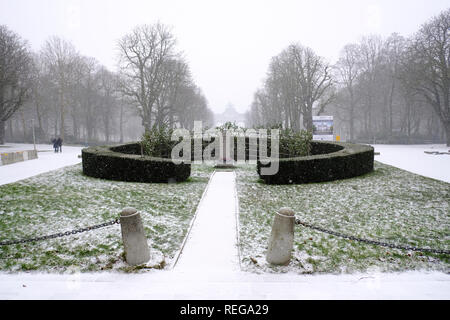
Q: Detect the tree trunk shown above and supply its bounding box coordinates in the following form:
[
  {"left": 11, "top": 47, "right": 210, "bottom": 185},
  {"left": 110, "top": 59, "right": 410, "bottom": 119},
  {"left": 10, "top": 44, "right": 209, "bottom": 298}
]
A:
[
  {"left": 86, "top": 115, "right": 93, "bottom": 143},
  {"left": 8, "top": 119, "right": 13, "bottom": 140},
  {"left": 367, "top": 103, "right": 372, "bottom": 139},
  {"left": 388, "top": 80, "right": 395, "bottom": 138},
  {"left": 348, "top": 88, "right": 355, "bottom": 141},
  {"left": 349, "top": 105, "right": 355, "bottom": 141},
  {"left": 284, "top": 108, "right": 289, "bottom": 129},
  {"left": 35, "top": 100, "right": 44, "bottom": 140},
  {"left": 142, "top": 106, "right": 152, "bottom": 133},
  {"left": 104, "top": 116, "right": 110, "bottom": 143},
  {"left": 60, "top": 107, "right": 65, "bottom": 141},
  {"left": 20, "top": 110, "right": 27, "bottom": 141},
  {"left": 303, "top": 106, "right": 313, "bottom": 132},
  {"left": 445, "top": 122, "right": 450, "bottom": 147},
  {"left": 59, "top": 88, "right": 65, "bottom": 141},
  {"left": 54, "top": 115, "right": 58, "bottom": 138},
  {"left": 72, "top": 113, "right": 78, "bottom": 142},
  {"left": 119, "top": 104, "right": 124, "bottom": 143},
  {"left": 0, "top": 120, "right": 5, "bottom": 144}
]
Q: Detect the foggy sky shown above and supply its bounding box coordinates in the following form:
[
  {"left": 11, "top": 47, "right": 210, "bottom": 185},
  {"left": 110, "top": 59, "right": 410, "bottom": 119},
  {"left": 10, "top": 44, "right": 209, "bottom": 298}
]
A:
[{"left": 0, "top": 0, "right": 448, "bottom": 114}]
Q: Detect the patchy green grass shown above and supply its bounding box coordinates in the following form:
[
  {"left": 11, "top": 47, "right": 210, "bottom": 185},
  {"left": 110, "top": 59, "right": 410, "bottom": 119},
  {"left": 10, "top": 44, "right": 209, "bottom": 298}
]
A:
[
  {"left": 0, "top": 164, "right": 212, "bottom": 273},
  {"left": 236, "top": 162, "right": 450, "bottom": 274}
]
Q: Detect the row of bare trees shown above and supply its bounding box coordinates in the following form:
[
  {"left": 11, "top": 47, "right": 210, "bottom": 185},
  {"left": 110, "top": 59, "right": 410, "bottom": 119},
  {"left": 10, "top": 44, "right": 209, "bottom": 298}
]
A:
[
  {"left": 0, "top": 25, "right": 32, "bottom": 144},
  {"left": 1, "top": 23, "right": 214, "bottom": 145},
  {"left": 247, "top": 9, "right": 449, "bottom": 145},
  {"left": 247, "top": 43, "right": 333, "bottom": 132}
]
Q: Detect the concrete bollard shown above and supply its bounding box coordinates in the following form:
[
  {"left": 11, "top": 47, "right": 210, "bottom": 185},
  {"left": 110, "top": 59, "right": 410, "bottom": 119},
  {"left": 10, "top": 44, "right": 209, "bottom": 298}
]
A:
[
  {"left": 266, "top": 207, "right": 295, "bottom": 265},
  {"left": 120, "top": 207, "right": 150, "bottom": 266}
]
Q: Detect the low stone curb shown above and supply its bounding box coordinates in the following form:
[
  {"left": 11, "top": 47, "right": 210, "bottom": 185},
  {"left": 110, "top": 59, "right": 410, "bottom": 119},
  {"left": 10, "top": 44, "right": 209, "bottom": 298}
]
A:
[{"left": 0, "top": 150, "right": 38, "bottom": 166}]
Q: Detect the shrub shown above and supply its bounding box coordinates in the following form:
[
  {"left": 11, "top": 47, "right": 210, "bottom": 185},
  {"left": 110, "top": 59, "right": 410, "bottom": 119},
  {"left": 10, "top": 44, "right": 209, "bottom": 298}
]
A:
[
  {"left": 278, "top": 129, "right": 312, "bottom": 158},
  {"left": 258, "top": 141, "right": 374, "bottom": 184},
  {"left": 82, "top": 143, "right": 191, "bottom": 183},
  {"left": 141, "top": 125, "right": 177, "bottom": 158},
  {"left": 227, "top": 129, "right": 312, "bottom": 161}
]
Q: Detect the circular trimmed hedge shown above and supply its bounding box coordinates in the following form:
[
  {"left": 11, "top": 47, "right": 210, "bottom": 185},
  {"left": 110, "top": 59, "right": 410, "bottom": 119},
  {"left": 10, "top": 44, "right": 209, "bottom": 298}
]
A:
[
  {"left": 82, "top": 142, "right": 191, "bottom": 183},
  {"left": 257, "top": 141, "right": 374, "bottom": 184}
]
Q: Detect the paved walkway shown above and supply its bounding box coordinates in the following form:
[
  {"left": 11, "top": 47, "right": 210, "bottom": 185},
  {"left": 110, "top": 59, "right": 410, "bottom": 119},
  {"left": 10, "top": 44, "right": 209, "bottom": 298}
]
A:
[
  {"left": 1, "top": 264, "right": 448, "bottom": 299},
  {"left": 0, "top": 143, "right": 82, "bottom": 185},
  {"left": 174, "top": 171, "right": 240, "bottom": 274}
]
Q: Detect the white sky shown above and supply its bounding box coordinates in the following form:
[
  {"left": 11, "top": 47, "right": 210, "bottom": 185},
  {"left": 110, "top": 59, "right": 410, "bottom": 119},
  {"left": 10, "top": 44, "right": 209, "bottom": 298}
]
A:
[{"left": 0, "top": 0, "right": 448, "bottom": 113}]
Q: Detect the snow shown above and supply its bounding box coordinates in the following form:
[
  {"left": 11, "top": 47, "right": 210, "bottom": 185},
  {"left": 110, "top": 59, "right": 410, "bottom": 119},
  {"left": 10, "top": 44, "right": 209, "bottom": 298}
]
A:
[
  {"left": 173, "top": 171, "right": 240, "bottom": 273},
  {"left": 0, "top": 143, "right": 83, "bottom": 185},
  {"left": 372, "top": 144, "right": 450, "bottom": 183},
  {"left": 0, "top": 270, "right": 448, "bottom": 299},
  {"left": 0, "top": 143, "right": 449, "bottom": 299}
]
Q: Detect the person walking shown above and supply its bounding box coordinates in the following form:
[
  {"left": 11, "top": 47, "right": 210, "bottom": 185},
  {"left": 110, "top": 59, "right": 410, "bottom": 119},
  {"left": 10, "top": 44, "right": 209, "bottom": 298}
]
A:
[
  {"left": 56, "top": 137, "right": 63, "bottom": 153},
  {"left": 51, "top": 138, "right": 58, "bottom": 153}
]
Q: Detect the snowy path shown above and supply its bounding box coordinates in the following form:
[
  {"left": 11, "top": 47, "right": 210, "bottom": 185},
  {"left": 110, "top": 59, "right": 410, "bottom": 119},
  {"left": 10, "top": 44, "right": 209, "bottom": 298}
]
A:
[
  {"left": 0, "top": 270, "right": 448, "bottom": 299},
  {"left": 0, "top": 143, "right": 83, "bottom": 185},
  {"left": 174, "top": 171, "right": 240, "bottom": 274},
  {"left": 372, "top": 144, "right": 450, "bottom": 183}
]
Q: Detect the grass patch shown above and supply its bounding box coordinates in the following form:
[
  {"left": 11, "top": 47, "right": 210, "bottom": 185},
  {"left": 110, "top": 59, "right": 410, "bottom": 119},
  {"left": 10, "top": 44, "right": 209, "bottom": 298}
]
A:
[
  {"left": 236, "top": 162, "right": 450, "bottom": 274},
  {"left": 0, "top": 163, "right": 212, "bottom": 273}
]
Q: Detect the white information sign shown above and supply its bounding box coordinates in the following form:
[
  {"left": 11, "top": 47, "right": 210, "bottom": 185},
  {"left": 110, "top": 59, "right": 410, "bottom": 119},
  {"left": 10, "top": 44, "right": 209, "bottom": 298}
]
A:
[{"left": 313, "top": 116, "right": 334, "bottom": 141}]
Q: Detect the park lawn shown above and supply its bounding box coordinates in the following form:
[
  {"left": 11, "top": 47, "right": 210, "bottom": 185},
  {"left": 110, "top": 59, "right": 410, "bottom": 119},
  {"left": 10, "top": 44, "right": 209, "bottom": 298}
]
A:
[
  {"left": 0, "top": 163, "right": 213, "bottom": 273},
  {"left": 236, "top": 161, "right": 450, "bottom": 274}
]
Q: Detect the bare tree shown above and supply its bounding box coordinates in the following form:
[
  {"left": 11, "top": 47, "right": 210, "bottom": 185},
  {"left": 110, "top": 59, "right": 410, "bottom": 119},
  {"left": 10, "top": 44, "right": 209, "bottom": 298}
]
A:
[
  {"left": 41, "top": 36, "right": 79, "bottom": 141},
  {"left": 382, "top": 33, "right": 405, "bottom": 137},
  {"left": 97, "top": 66, "right": 118, "bottom": 143},
  {"left": 29, "top": 53, "right": 55, "bottom": 141},
  {"left": 287, "top": 44, "right": 334, "bottom": 131},
  {"left": 0, "top": 25, "right": 32, "bottom": 144},
  {"left": 118, "top": 23, "right": 177, "bottom": 132},
  {"left": 357, "top": 35, "right": 384, "bottom": 138},
  {"left": 267, "top": 53, "right": 300, "bottom": 129},
  {"left": 78, "top": 56, "right": 101, "bottom": 142},
  {"left": 410, "top": 9, "right": 450, "bottom": 146},
  {"left": 249, "top": 43, "right": 333, "bottom": 131},
  {"left": 175, "top": 83, "right": 212, "bottom": 130},
  {"left": 334, "top": 44, "right": 362, "bottom": 141},
  {"left": 154, "top": 58, "right": 189, "bottom": 128}
]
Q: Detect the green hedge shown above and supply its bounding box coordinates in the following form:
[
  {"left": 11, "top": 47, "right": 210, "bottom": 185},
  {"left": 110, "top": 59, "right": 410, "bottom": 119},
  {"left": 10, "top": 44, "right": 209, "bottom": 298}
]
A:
[
  {"left": 190, "top": 134, "right": 310, "bottom": 162},
  {"left": 257, "top": 141, "right": 374, "bottom": 184},
  {"left": 82, "top": 140, "right": 372, "bottom": 184},
  {"left": 82, "top": 143, "right": 191, "bottom": 183}
]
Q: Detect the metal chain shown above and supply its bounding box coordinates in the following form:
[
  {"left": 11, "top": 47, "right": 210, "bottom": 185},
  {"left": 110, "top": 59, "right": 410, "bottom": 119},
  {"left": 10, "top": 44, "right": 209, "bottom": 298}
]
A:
[
  {"left": 295, "top": 218, "right": 450, "bottom": 255},
  {"left": 0, "top": 218, "right": 120, "bottom": 246}
]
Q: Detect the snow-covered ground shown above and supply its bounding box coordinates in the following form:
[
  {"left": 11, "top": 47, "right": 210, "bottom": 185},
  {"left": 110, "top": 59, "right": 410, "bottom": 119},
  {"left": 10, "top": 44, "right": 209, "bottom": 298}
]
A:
[
  {"left": 174, "top": 171, "right": 240, "bottom": 274},
  {"left": 0, "top": 143, "right": 449, "bottom": 299},
  {"left": 0, "top": 143, "right": 83, "bottom": 185},
  {"left": 372, "top": 144, "right": 450, "bottom": 183},
  {"left": 0, "top": 270, "right": 448, "bottom": 299}
]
